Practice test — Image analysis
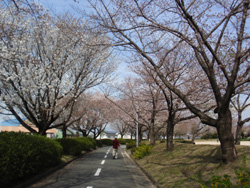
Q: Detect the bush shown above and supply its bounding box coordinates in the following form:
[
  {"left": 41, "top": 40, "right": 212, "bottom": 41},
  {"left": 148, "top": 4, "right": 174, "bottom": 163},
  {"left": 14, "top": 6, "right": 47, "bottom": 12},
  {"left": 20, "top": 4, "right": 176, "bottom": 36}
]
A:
[
  {"left": 133, "top": 144, "right": 153, "bottom": 159},
  {"left": 100, "top": 139, "right": 113, "bottom": 146},
  {"left": 0, "top": 132, "right": 62, "bottom": 188},
  {"left": 85, "top": 137, "right": 97, "bottom": 149},
  {"left": 118, "top": 138, "right": 126, "bottom": 144},
  {"left": 56, "top": 138, "right": 82, "bottom": 156},
  {"left": 126, "top": 141, "right": 136, "bottom": 149},
  {"left": 96, "top": 139, "right": 103, "bottom": 147},
  {"left": 125, "top": 139, "right": 135, "bottom": 143},
  {"left": 73, "top": 137, "right": 96, "bottom": 151},
  {"left": 201, "top": 132, "right": 218, "bottom": 139},
  {"left": 175, "top": 140, "right": 193, "bottom": 144}
]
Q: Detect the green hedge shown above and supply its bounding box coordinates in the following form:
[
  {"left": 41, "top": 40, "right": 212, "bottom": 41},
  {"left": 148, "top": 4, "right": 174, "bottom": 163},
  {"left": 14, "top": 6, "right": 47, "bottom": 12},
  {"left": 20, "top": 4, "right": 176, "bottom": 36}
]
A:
[
  {"left": 96, "top": 139, "right": 103, "bottom": 147},
  {"left": 201, "top": 132, "right": 218, "bottom": 139},
  {"left": 56, "top": 137, "right": 97, "bottom": 156},
  {"left": 86, "top": 137, "right": 97, "bottom": 149},
  {"left": 56, "top": 138, "right": 82, "bottom": 156},
  {"left": 73, "top": 137, "right": 97, "bottom": 151},
  {"left": 126, "top": 141, "right": 136, "bottom": 149},
  {"left": 118, "top": 138, "right": 126, "bottom": 144},
  {"left": 175, "top": 140, "right": 193, "bottom": 144},
  {"left": 97, "top": 138, "right": 135, "bottom": 146},
  {"left": 125, "top": 139, "right": 135, "bottom": 143},
  {"left": 100, "top": 139, "right": 113, "bottom": 146},
  {"left": 0, "top": 132, "right": 62, "bottom": 188}
]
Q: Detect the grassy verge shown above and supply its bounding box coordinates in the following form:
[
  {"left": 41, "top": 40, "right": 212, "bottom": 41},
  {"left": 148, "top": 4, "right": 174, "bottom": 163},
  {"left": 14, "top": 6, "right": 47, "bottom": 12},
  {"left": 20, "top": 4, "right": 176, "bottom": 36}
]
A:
[{"left": 136, "top": 142, "right": 250, "bottom": 188}]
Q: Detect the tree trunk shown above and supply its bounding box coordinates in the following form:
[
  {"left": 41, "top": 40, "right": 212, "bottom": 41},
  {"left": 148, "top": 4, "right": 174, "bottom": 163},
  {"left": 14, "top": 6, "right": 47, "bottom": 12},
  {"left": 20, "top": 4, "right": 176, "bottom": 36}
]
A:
[
  {"left": 235, "top": 122, "right": 243, "bottom": 145},
  {"left": 139, "top": 132, "right": 143, "bottom": 143},
  {"left": 138, "top": 125, "right": 142, "bottom": 144},
  {"left": 235, "top": 111, "right": 243, "bottom": 145},
  {"left": 166, "top": 123, "right": 174, "bottom": 152},
  {"left": 62, "top": 124, "right": 67, "bottom": 138},
  {"left": 217, "top": 109, "right": 237, "bottom": 163},
  {"left": 191, "top": 135, "right": 195, "bottom": 144},
  {"left": 38, "top": 126, "right": 47, "bottom": 136},
  {"left": 149, "top": 123, "right": 155, "bottom": 145}
]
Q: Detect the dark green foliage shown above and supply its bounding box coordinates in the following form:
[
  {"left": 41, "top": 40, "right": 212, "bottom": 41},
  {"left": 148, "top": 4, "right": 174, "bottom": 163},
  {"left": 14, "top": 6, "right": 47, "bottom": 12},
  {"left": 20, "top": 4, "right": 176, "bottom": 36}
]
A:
[
  {"left": 85, "top": 137, "right": 97, "bottom": 149},
  {"left": 0, "top": 132, "right": 62, "bottom": 188},
  {"left": 56, "top": 137, "right": 97, "bottom": 156},
  {"left": 125, "top": 139, "right": 136, "bottom": 144},
  {"left": 100, "top": 139, "right": 113, "bottom": 146},
  {"left": 201, "top": 132, "right": 218, "bottom": 139},
  {"left": 96, "top": 139, "right": 103, "bottom": 147},
  {"left": 175, "top": 140, "right": 193, "bottom": 144},
  {"left": 118, "top": 138, "right": 126, "bottom": 144},
  {"left": 241, "top": 138, "right": 250, "bottom": 141},
  {"left": 73, "top": 137, "right": 97, "bottom": 151},
  {"left": 126, "top": 141, "right": 136, "bottom": 149},
  {"left": 56, "top": 138, "right": 82, "bottom": 156},
  {"left": 97, "top": 138, "right": 134, "bottom": 146}
]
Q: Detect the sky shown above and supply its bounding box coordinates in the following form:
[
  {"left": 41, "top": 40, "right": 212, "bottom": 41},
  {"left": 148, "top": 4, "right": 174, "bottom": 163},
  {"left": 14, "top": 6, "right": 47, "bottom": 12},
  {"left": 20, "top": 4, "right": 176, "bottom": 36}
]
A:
[{"left": 36, "top": 0, "right": 90, "bottom": 14}]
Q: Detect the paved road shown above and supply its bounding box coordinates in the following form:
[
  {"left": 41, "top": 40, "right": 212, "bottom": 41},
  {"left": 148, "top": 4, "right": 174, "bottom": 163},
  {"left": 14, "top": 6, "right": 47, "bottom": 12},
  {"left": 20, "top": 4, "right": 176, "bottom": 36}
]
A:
[
  {"left": 195, "top": 140, "right": 250, "bottom": 146},
  {"left": 28, "top": 146, "right": 155, "bottom": 188}
]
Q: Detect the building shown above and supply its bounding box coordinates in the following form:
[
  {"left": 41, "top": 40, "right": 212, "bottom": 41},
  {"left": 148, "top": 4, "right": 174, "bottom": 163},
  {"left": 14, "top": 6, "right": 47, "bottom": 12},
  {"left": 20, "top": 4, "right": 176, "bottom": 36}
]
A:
[{"left": 0, "top": 119, "right": 58, "bottom": 138}]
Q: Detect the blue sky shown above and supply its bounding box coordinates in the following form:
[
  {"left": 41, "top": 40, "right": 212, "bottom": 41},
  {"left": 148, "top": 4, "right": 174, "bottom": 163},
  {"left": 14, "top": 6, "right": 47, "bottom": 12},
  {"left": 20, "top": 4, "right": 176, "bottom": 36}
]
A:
[{"left": 36, "top": 0, "right": 90, "bottom": 14}]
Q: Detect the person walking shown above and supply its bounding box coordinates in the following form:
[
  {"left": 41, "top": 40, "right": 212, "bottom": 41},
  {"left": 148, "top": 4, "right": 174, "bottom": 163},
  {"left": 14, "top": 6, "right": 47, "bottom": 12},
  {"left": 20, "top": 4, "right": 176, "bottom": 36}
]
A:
[{"left": 112, "top": 137, "right": 120, "bottom": 159}]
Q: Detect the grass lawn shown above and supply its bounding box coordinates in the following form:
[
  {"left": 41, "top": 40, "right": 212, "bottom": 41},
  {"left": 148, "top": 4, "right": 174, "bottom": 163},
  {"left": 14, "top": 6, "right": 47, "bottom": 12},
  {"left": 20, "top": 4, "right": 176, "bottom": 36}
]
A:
[{"left": 135, "top": 141, "right": 250, "bottom": 188}]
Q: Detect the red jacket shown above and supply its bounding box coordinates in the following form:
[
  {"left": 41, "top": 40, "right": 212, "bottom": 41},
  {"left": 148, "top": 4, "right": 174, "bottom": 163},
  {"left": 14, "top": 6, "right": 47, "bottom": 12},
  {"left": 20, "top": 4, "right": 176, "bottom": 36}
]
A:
[{"left": 113, "top": 139, "right": 120, "bottom": 149}]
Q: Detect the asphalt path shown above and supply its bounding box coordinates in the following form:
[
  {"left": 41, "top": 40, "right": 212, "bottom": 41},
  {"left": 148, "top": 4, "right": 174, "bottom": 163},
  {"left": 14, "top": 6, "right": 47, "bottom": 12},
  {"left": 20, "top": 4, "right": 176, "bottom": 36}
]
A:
[
  {"left": 28, "top": 146, "right": 155, "bottom": 188},
  {"left": 195, "top": 140, "right": 250, "bottom": 146}
]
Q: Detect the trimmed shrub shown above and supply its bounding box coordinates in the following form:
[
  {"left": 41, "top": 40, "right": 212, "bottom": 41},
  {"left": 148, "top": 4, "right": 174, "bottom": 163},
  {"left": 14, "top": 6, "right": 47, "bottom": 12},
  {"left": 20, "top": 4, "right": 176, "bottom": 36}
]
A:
[
  {"left": 118, "top": 138, "right": 126, "bottom": 145},
  {"left": 85, "top": 137, "right": 97, "bottom": 149},
  {"left": 126, "top": 141, "right": 136, "bottom": 149},
  {"left": 100, "top": 139, "right": 113, "bottom": 146},
  {"left": 96, "top": 139, "right": 103, "bottom": 147},
  {"left": 73, "top": 137, "right": 96, "bottom": 151},
  {"left": 56, "top": 138, "right": 82, "bottom": 156},
  {"left": 0, "top": 132, "right": 62, "bottom": 188},
  {"left": 133, "top": 144, "right": 153, "bottom": 159},
  {"left": 125, "top": 139, "right": 135, "bottom": 144},
  {"left": 175, "top": 140, "right": 193, "bottom": 144},
  {"left": 201, "top": 132, "right": 218, "bottom": 139}
]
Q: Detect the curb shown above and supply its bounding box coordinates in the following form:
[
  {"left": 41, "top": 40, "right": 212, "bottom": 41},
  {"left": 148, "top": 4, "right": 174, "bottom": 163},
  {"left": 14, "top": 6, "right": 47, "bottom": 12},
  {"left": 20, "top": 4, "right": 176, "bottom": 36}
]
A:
[
  {"left": 13, "top": 152, "right": 90, "bottom": 188},
  {"left": 125, "top": 149, "right": 163, "bottom": 188}
]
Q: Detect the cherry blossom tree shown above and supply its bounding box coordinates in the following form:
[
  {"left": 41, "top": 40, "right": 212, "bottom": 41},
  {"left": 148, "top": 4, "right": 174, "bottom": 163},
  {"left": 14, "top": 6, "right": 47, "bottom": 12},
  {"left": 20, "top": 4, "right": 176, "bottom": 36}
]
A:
[
  {"left": 70, "top": 93, "right": 114, "bottom": 139},
  {"left": 109, "top": 79, "right": 149, "bottom": 143},
  {"left": 110, "top": 118, "right": 129, "bottom": 139},
  {"left": 131, "top": 56, "right": 214, "bottom": 151},
  {"left": 88, "top": 0, "right": 250, "bottom": 163},
  {"left": 0, "top": 1, "right": 116, "bottom": 135},
  {"left": 231, "top": 93, "right": 250, "bottom": 145}
]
